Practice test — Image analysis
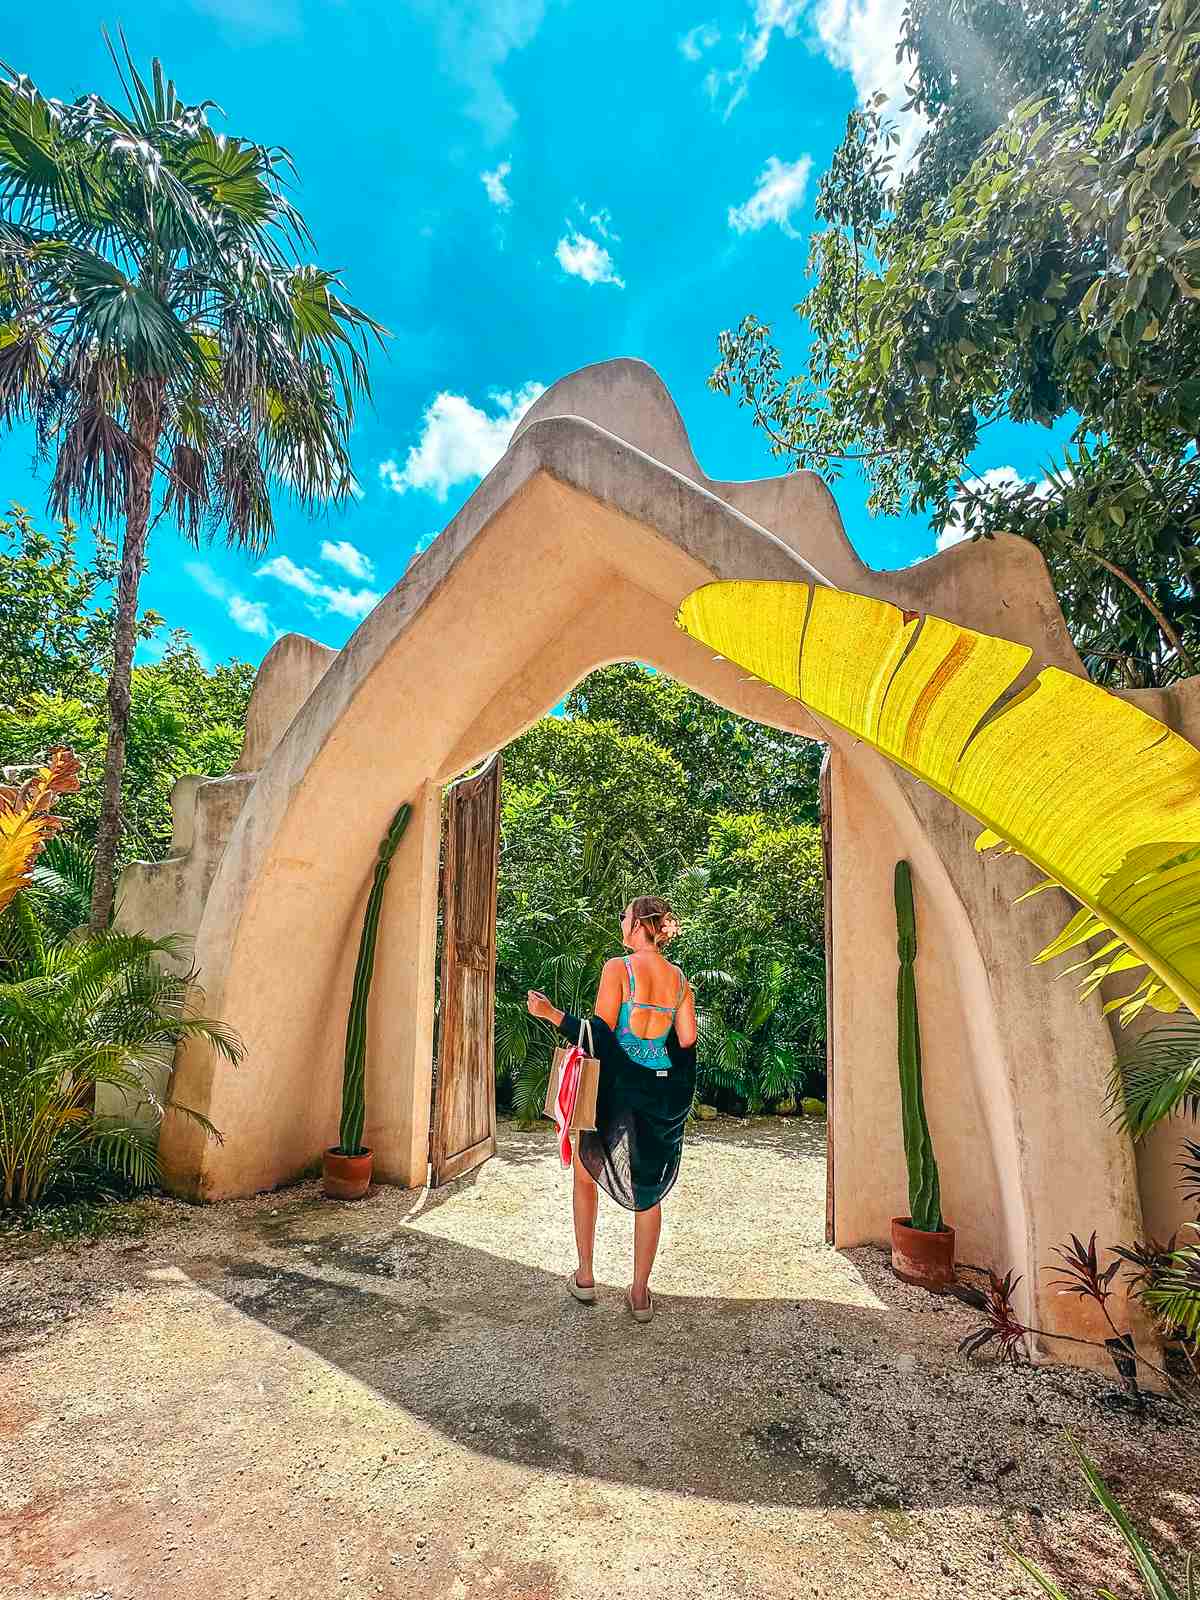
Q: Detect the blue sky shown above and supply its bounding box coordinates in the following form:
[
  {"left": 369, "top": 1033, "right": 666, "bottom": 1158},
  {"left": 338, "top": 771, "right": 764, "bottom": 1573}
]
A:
[{"left": 3, "top": 1, "right": 1070, "bottom": 670}]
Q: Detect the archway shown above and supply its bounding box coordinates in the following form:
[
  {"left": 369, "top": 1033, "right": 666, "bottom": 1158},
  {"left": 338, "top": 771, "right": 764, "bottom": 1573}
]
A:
[{"left": 120, "top": 358, "right": 1190, "bottom": 1370}]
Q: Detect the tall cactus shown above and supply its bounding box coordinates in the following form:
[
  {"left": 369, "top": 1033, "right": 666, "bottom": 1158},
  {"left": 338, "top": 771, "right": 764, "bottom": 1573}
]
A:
[
  {"left": 338, "top": 802, "right": 412, "bottom": 1155},
  {"left": 894, "top": 859, "right": 943, "bottom": 1232}
]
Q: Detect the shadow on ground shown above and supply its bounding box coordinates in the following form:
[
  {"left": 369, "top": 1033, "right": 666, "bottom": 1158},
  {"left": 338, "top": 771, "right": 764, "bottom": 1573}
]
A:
[{"left": 162, "top": 1187, "right": 1195, "bottom": 1551}]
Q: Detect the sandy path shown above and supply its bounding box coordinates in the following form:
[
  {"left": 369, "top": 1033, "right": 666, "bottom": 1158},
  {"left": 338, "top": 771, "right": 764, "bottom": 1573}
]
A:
[{"left": 1, "top": 1116, "right": 1196, "bottom": 1600}]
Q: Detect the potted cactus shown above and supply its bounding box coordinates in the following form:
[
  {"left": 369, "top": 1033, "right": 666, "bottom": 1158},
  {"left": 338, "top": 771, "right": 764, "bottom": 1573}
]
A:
[
  {"left": 889, "top": 860, "right": 956, "bottom": 1290},
  {"left": 323, "top": 802, "right": 412, "bottom": 1200}
]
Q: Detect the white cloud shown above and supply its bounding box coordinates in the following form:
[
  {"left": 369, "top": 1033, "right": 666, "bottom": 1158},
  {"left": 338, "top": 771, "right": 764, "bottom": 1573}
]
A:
[
  {"left": 939, "top": 466, "right": 1055, "bottom": 551},
  {"left": 257, "top": 554, "right": 381, "bottom": 621},
  {"left": 555, "top": 231, "right": 625, "bottom": 288},
  {"left": 703, "top": 1, "right": 805, "bottom": 116},
  {"left": 185, "top": 561, "right": 275, "bottom": 639},
  {"left": 811, "top": 0, "right": 925, "bottom": 166},
  {"left": 227, "top": 595, "right": 274, "bottom": 636},
  {"left": 320, "top": 539, "right": 375, "bottom": 582},
  {"left": 701, "top": 1, "right": 925, "bottom": 162},
  {"left": 420, "top": 0, "right": 547, "bottom": 142},
  {"left": 580, "top": 202, "right": 619, "bottom": 241},
  {"left": 377, "top": 380, "right": 546, "bottom": 501},
  {"left": 728, "top": 154, "right": 812, "bottom": 238},
  {"left": 481, "top": 160, "right": 512, "bottom": 210},
  {"left": 679, "top": 21, "right": 720, "bottom": 60}
]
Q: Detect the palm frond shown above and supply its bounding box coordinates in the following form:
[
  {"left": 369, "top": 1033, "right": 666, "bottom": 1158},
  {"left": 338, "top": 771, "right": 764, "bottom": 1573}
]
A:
[
  {"left": 90, "top": 1120, "right": 160, "bottom": 1187},
  {"left": 1109, "top": 1018, "right": 1200, "bottom": 1140},
  {"left": 1141, "top": 1246, "right": 1200, "bottom": 1344},
  {"left": 677, "top": 582, "right": 1200, "bottom": 1017}
]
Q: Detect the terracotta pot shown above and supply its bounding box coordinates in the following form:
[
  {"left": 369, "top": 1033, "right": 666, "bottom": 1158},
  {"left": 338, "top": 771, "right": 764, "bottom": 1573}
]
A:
[
  {"left": 322, "top": 1146, "right": 373, "bottom": 1200},
  {"left": 891, "top": 1216, "right": 956, "bottom": 1291}
]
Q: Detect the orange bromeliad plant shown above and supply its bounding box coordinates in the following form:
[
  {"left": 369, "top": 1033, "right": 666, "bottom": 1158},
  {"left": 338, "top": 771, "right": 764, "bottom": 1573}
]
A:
[{"left": 0, "top": 748, "right": 82, "bottom": 919}]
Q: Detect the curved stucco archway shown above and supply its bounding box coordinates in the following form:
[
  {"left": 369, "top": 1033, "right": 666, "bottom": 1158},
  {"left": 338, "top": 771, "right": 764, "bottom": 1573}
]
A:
[{"left": 121, "top": 359, "right": 1199, "bottom": 1372}]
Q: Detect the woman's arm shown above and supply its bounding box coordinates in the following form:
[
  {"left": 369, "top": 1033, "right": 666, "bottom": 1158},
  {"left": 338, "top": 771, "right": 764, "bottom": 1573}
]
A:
[
  {"left": 526, "top": 989, "right": 565, "bottom": 1027},
  {"left": 526, "top": 956, "right": 623, "bottom": 1034},
  {"left": 674, "top": 979, "right": 698, "bottom": 1049}
]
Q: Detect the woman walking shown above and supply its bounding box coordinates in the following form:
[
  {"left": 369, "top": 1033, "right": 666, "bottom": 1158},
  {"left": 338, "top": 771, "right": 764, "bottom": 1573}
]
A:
[{"left": 526, "top": 895, "right": 697, "bottom": 1323}]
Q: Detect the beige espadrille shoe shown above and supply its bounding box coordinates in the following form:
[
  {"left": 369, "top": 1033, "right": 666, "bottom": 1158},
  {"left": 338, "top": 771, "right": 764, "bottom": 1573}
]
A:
[
  {"left": 626, "top": 1288, "right": 654, "bottom": 1323},
  {"left": 568, "top": 1271, "right": 597, "bottom": 1304}
]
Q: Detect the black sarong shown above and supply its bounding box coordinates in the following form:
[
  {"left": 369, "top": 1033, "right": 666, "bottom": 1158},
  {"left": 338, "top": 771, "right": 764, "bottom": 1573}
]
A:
[{"left": 556, "top": 1012, "right": 696, "bottom": 1212}]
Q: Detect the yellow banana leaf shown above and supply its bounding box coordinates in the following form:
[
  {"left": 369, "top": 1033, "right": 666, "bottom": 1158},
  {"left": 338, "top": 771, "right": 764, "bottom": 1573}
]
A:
[
  {"left": 0, "top": 747, "right": 82, "bottom": 916},
  {"left": 676, "top": 582, "right": 1200, "bottom": 1017}
]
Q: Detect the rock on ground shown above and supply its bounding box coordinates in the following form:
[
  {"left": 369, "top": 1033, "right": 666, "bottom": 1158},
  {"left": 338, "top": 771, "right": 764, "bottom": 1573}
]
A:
[{"left": 1, "top": 1116, "right": 1196, "bottom": 1600}]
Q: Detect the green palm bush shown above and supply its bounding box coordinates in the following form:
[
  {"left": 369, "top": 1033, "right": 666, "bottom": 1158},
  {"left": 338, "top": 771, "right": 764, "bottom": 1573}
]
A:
[
  {"left": 1110, "top": 1017, "right": 1200, "bottom": 1140},
  {"left": 1107, "top": 1016, "right": 1200, "bottom": 1364},
  {"left": 0, "top": 916, "right": 241, "bottom": 1207},
  {"left": 28, "top": 833, "right": 95, "bottom": 940}
]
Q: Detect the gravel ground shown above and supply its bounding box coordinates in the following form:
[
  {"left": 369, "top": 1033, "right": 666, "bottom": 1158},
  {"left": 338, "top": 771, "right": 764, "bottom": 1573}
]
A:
[{"left": 1, "top": 1115, "right": 1196, "bottom": 1600}]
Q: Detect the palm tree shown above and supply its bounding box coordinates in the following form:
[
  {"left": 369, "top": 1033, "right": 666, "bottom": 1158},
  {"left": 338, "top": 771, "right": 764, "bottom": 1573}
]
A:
[{"left": 0, "top": 36, "right": 385, "bottom": 925}]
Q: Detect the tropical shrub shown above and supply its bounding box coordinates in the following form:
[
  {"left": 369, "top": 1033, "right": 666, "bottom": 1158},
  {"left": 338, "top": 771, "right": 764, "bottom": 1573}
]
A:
[
  {"left": 0, "top": 913, "right": 241, "bottom": 1208},
  {"left": 671, "top": 816, "right": 826, "bottom": 1111}
]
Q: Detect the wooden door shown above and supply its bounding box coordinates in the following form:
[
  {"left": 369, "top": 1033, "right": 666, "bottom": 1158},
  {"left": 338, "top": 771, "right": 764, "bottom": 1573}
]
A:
[
  {"left": 820, "top": 749, "right": 835, "bottom": 1245},
  {"left": 430, "top": 754, "right": 502, "bottom": 1186}
]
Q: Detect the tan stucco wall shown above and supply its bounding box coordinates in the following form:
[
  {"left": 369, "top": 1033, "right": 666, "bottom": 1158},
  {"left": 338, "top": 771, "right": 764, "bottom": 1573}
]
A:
[{"left": 118, "top": 358, "right": 1198, "bottom": 1373}]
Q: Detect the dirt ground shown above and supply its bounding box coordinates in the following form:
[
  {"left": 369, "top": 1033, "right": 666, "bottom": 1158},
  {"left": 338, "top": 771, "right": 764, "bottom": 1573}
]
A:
[{"left": 2, "top": 1115, "right": 1197, "bottom": 1600}]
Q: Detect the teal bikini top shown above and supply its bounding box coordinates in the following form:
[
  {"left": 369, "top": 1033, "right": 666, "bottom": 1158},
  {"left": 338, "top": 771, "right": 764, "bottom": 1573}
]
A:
[{"left": 616, "top": 955, "right": 686, "bottom": 1069}]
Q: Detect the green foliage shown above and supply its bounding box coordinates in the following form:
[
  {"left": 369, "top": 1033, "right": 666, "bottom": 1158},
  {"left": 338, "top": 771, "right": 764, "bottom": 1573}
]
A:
[
  {"left": 0, "top": 505, "right": 161, "bottom": 699},
  {"left": 672, "top": 814, "right": 826, "bottom": 1110},
  {"left": 0, "top": 1149, "right": 153, "bottom": 1243},
  {"left": 712, "top": 0, "right": 1200, "bottom": 688},
  {"left": 1109, "top": 1016, "right": 1200, "bottom": 1137},
  {"left": 0, "top": 902, "right": 242, "bottom": 1208},
  {"left": 566, "top": 663, "right": 824, "bottom": 822},
  {"left": 496, "top": 665, "right": 827, "bottom": 1118},
  {"left": 1141, "top": 1244, "right": 1200, "bottom": 1344},
  {"left": 1010, "top": 1433, "right": 1196, "bottom": 1598},
  {"left": 339, "top": 803, "right": 411, "bottom": 1156},
  {"left": 894, "top": 860, "right": 943, "bottom": 1232},
  {"left": 0, "top": 506, "right": 255, "bottom": 863}
]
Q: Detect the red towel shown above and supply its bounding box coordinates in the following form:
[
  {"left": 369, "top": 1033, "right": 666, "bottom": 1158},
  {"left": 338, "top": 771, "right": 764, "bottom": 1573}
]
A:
[{"left": 553, "top": 1044, "right": 583, "bottom": 1167}]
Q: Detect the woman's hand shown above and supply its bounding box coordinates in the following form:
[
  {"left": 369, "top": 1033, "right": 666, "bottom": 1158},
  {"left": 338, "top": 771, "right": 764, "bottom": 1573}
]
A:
[{"left": 526, "top": 989, "right": 563, "bottom": 1024}]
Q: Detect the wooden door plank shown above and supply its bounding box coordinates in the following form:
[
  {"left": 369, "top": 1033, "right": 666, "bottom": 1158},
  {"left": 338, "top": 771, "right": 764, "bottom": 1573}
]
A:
[{"left": 430, "top": 755, "right": 501, "bottom": 1187}]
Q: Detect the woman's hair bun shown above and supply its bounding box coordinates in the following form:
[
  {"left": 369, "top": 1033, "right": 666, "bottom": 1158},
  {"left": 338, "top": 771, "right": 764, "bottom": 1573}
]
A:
[{"left": 629, "top": 895, "right": 681, "bottom": 947}]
